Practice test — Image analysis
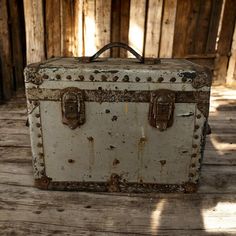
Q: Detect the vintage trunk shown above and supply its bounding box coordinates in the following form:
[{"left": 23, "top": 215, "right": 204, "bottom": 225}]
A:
[{"left": 24, "top": 43, "right": 212, "bottom": 193}]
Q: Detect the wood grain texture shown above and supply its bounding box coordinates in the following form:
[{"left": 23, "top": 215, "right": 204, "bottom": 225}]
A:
[
  {"left": 226, "top": 20, "right": 236, "bottom": 87},
  {"left": 144, "top": 0, "right": 163, "bottom": 58},
  {"left": 8, "top": 0, "right": 25, "bottom": 88},
  {"left": 83, "top": 0, "right": 96, "bottom": 56},
  {"left": 0, "top": 0, "right": 13, "bottom": 99},
  {"left": 61, "top": 0, "right": 74, "bottom": 56},
  {"left": 95, "top": 0, "right": 111, "bottom": 57},
  {"left": 159, "top": 0, "right": 177, "bottom": 58},
  {"left": 23, "top": 0, "right": 45, "bottom": 64},
  {"left": 119, "top": 0, "right": 130, "bottom": 58},
  {"left": 128, "top": 0, "right": 146, "bottom": 57},
  {"left": 45, "top": 0, "right": 61, "bottom": 58},
  {"left": 74, "top": 0, "right": 84, "bottom": 56}
]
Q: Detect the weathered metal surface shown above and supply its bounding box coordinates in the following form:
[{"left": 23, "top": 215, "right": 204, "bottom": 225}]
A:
[
  {"left": 26, "top": 88, "right": 210, "bottom": 103},
  {"left": 35, "top": 178, "right": 198, "bottom": 193},
  {"left": 24, "top": 56, "right": 212, "bottom": 193}
]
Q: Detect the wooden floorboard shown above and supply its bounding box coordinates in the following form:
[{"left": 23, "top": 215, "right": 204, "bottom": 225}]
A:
[{"left": 0, "top": 86, "right": 235, "bottom": 235}]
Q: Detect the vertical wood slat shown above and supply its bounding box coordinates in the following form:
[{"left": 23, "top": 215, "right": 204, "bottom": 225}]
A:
[
  {"left": 173, "top": 0, "right": 199, "bottom": 57},
  {"left": 214, "top": 0, "right": 236, "bottom": 84},
  {"left": 8, "top": 0, "right": 25, "bottom": 88},
  {"left": 0, "top": 0, "right": 13, "bottom": 99},
  {"left": 144, "top": 0, "right": 163, "bottom": 58},
  {"left": 119, "top": 0, "right": 130, "bottom": 57},
  {"left": 205, "top": 0, "right": 223, "bottom": 53},
  {"left": 159, "top": 0, "right": 177, "bottom": 58},
  {"left": 74, "top": 0, "right": 83, "bottom": 56},
  {"left": 61, "top": 0, "right": 74, "bottom": 56},
  {"left": 45, "top": 0, "right": 61, "bottom": 58},
  {"left": 83, "top": 0, "right": 96, "bottom": 56},
  {"left": 23, "top": 0, "right": 45, "bottom": 64},
  {"left": 226, "top": 20, "right": 236, "bottom": 87},
  {"left": 128, "top": 0, "right": 146, "bottom": 57},
  {"left": 193, "top": 0, "right": 213, "bottom": 54},
  {"left": 111, "top": 0, "right": 121, "bottom": 57},
  {"left": 95, "top": 0, "right": 111, "bottom": 57}
]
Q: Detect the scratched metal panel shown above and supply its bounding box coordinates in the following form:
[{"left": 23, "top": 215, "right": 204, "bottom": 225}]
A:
[{"left": 40, "top": 101, "right": 196, "bottom": 184}]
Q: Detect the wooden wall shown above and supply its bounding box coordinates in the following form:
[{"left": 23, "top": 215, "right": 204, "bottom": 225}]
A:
[
  {"left": 1, "top": 0, "right": 236, "bottom": 101},
  {"left": 0, "top": 0, "right": 25, "bottom": 101}
]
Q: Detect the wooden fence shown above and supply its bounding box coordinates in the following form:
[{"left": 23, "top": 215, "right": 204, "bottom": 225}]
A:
[{"left": 1, "top": 0, "right": 236, "bottom": 100}]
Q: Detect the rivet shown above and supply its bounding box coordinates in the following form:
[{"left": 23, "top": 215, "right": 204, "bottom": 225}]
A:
[
  {"left": 170, "top": 77, "right": 176, "bottom": 82},
  {"left": 36, "top": 123, "right": 41, "bottom": 128},
  {"left": 182, "top": 77, "right": 187, "bottom": 82},
  {"left": 33, "top": 101, "right": 39, "bottom": 106},
  {"left": 158, "top": 77, "right": 164, "bottom": 82},
  {"left": 189, "top": 173, "right": 194, "bottom": 177},
  {"left": 40, "top": 163, "right": 44, "bottom": 167},
  {"left": 39, "top": 153, "right": 44, "bottom": 158},
  {"left": 191, "top": 163, "right": 196, "bottom": 168},
  {"left": 56, "top": 74, "right": 61, "bottom": 80},
  {"left": 68, "top": 159, "right": 75, "bottom": 163},
  {"left": 112, "top": 76, "right": 119, "bottom": 81},
  {"left": 192, "top": 144, "right": 197, "bottom": 148},
  {"left": 191, "top": 153, "right": 197, "bottom": 157},
  {"left": 105, "top": 109, "right": 110, "bottom": 113},
  {"left": 195, "top": 125, "right": 199, "bottom": 130},
  {"left": 123, "top": 75, "right": 129, "bottom": 82},
  {"left": 66, "top": 75, "right": 72, "bottom": 80},
  {"left": 37, "top": 143, "right": 43, "bottom": 148},
  {"left": 101, "top": 75, "right": 107, "bottom": 81},
  {"left": 35, "top": 114, "right": 40, "bottom": 118},
  {"left": 194, "top": 135, "right": 199, "bottom": 139},
  {"left": 135, "top": 77, "right": 140, "bottom": 82},
  {"left": 147, "top": 77, "right": 152, "bottom": 82},
  {"left": 89, "top": 75, "right": 94, "bottom": 81},
  {"left": 43, "top": 74, "right": 49, "bottom": 80},
  {"left": 79, "top": 75, "right": 84, "bottom": 81},
  {"left": 197, "top": 114, "right": 201, "bottom": 119},
  {"left": 37, "top": 134, "right": 42, "bottom": 138}
]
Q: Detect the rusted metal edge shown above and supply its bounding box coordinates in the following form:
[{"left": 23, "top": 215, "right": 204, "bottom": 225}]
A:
[
  {"left": 26, "top": 88, "right": 210, "bottom": 104},
  {"left": 34, "top": 178, "right": 198, "bottom": 193}
]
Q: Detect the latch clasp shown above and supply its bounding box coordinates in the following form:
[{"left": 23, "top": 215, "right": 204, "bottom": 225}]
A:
[
  {"left": 149, "top": 89, "right": 175, "bottom": 131},
  {"left": 61, "top": 88, "right": 85, "bottom": 129}
]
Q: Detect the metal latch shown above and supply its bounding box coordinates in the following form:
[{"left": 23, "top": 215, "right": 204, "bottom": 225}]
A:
[
  {"left": 149, "top": 89, "right": 175, "bottom": 131},
  {"left": 61, "top": 88, "right": 85, "bottom": 129}
]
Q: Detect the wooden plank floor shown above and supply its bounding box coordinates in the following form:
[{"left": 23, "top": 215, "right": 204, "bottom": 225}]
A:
[{"left": 0, "top": 86, "right": 235, "bottom": 235}]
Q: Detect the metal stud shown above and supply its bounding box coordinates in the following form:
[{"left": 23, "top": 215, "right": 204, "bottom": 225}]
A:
[
  {"left": 123, "top": 75, "right": 129, "bottom": 82},
  {"left": 135, "top": 77, "right": 140, "bottom": 82},
  {"left": 35, "top": 114, "right": 40, "bottom": 118},
  {"left": 66, "top": 75, "right": 72, "bottom": 80},
  {"left": 79, "top": 75, "right": 84, "bottom": 81},
  {"left": 194, "top": 135, "right": 199, "bottom": 139},
  {"left": 43, "top": 74, "right": 49, "bottom": 80},
  {"left": 170, "top": 77, "right": 176, "bottom": 82},
  {"left": 101, "top": 75, "right": 107, "bottom": 81},
  {"left": 158, "top": 77, "right": 164, "bottom": 82},
  {"left": 56, "top": 74, "right": 61, "bottom": 80},
  {"left": 37, "top": 143, "right": 43, "bottom": 148},
  {"left": 182, "top": 77, "right": 187, "bottom": 82},
  {"left": 147, "top": 77, "right": 152, "bottom": 82},
  {"left": 191, "top": 153, "right": 197, "bottom": 157},
  {"left": 112, "top": 76, "right": 119, "bottom": 81},
  {"left": 197, "top": 114, "right": 201, "bottom": 119},
  {"left": 36, "top": 123, "right": 41, "bottom": 128},
  {"left": 89, "top": 75, "right": 94, "bottom": 81}
]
